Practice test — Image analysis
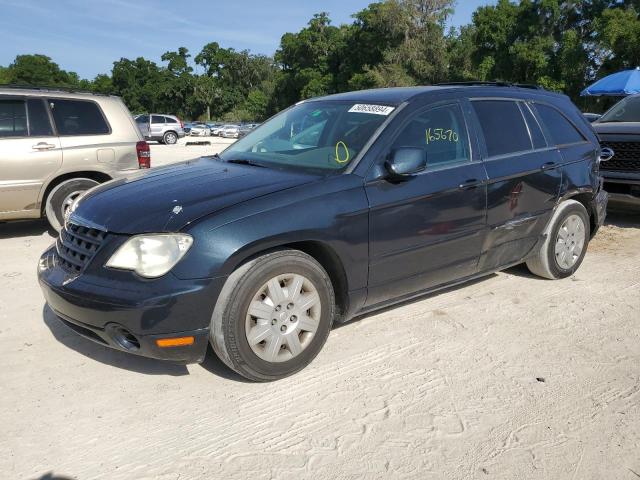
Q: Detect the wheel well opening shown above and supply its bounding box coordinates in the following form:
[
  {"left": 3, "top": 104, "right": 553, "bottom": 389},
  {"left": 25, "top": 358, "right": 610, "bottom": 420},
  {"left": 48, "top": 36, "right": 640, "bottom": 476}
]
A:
[
  {"left": 271, "top": 241, "right": 349, "bottom": 322},
  {"left": 41, "top": 171, "right": 111, "bottom": 215},
  {"left": 566, "top": 193, "right": 596, "bottom": 236}
]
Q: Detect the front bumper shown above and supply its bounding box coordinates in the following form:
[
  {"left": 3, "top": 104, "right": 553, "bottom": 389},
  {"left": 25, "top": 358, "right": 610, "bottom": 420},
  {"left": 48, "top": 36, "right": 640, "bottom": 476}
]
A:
[
  {"left": 601, "top": 171, "right": 640, "bottom": 207},
  {"left": 38, "top": 246, "right": 225, "bottom": 364}
]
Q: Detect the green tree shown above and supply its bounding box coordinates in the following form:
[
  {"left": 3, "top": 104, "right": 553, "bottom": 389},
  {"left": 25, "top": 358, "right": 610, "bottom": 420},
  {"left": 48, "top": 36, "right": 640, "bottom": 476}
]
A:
[
  {"left": 5, "top": 54, "right": 80, "bottom": 86},
  {"left": 596, "top": 6, "right": 640, "bottom": 72}
]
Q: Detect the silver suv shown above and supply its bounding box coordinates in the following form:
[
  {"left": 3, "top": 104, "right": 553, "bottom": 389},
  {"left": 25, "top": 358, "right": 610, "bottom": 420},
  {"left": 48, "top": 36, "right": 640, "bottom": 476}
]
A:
[
  {"left": 0, "top": 86, "right": 149, "bottom": 231},
  {"left": 135, "top": 114, "right": 185, "bottom": 144}
]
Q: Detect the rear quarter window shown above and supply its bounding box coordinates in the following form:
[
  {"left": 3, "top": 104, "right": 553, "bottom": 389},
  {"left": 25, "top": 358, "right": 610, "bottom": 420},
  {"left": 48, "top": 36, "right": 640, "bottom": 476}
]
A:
[
  {"left": 534, "top": 103, "right": 585, "bottom": 146},
  {"left": 49, "top": 99, "right": 110, "bottom": 136}
]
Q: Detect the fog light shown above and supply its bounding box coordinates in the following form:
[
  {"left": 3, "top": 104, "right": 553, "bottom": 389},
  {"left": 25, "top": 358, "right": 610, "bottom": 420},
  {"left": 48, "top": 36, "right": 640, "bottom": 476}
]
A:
[{"left": 156, "top": 336, "right": 194, "bottom": 348}]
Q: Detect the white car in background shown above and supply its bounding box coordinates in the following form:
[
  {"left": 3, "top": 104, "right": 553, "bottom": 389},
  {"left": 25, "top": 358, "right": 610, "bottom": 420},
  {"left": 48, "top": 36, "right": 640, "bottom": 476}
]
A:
[
  {"left": 210, "top": 124, "right": 224, "bottom": 136},
  {"left": 189, "top": 123, "right": 211, "bottom": 136},
  {"left": 220, "top": 125, "right": 240, "bottom": 138}
]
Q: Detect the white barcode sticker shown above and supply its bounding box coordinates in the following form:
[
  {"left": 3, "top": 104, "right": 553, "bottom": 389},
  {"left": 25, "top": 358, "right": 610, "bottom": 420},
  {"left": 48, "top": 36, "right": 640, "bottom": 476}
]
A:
[{"left": 348, "top": 104, "right": 395, "bottom": 116}]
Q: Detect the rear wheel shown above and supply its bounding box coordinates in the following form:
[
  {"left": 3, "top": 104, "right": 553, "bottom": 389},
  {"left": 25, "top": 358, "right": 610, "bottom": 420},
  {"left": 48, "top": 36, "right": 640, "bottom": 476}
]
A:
[
  {"left": 44, "top": 178, "right": 100, "bottom": 231},
  {"left": 526, "top": 200, "right": 590, "bottom": 279},
  {"left": 163, "top": 131, "right": 178, "bottom": 145},
  {"left": 210, "top": 250, "right": 335, "bottom": 381}
]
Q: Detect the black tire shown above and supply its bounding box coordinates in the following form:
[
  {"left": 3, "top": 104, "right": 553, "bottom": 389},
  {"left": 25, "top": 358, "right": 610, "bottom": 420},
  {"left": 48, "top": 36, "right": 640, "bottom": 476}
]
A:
[
  {"left": 210, "top": 250, "right": 335, "bottom": 382},
  {"left": 44, "top": 178, "right": 100, "bottom": 232},
  {"left": 526, "top": 200, "right": 590, "bottom": 279},
  {"left": 163, "top": 131, "right": 178, "bottom": 145}
]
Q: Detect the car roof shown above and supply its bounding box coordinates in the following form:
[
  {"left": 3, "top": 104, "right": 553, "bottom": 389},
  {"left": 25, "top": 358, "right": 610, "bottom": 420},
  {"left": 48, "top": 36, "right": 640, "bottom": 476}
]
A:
[
  {"left": 310, "top": 84, "right": 567, "bottom": 106},
  {"left": 0, "top": 85, "right": 117, "bottom": 100}
]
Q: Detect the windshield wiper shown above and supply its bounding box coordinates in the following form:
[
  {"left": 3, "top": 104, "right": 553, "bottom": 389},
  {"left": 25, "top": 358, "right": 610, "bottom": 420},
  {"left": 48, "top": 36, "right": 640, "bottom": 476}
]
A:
[{"left": 225, "top": 158, "right": 268, "bottom": 168}]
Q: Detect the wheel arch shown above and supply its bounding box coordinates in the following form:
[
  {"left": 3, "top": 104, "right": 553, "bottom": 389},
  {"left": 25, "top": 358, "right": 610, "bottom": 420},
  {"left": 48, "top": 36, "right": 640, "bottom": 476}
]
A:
[
  {"left": 560, "top": 190, "right": 597, "bottom": 237},
  {"left": 40, "top": 171, "right": 112, "bottom": 215},
  {"left": 226, "top": 240, "right": 350, "bottom": 322}
]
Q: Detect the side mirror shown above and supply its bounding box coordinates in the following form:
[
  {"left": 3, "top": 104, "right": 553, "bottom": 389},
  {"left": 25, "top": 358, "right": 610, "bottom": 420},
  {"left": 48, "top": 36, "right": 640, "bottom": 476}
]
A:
[
  {"left": 599, "top": 147, "right": 614, "bottom": 163},
  {"left": 384, "top": 147, "right": 427, "bottom": 181}
]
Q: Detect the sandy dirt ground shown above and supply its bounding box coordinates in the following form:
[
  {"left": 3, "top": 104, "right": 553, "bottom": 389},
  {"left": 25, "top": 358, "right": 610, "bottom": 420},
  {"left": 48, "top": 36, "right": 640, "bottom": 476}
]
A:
[{"left": 0, "top": 149, "right": 639, "bottom": 479}]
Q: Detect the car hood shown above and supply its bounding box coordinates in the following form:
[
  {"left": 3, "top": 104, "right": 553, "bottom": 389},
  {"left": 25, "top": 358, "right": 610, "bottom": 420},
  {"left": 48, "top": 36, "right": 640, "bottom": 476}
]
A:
[
  {"left": 593, "top": 122, "right": 640, "bottom": 135},
  {"left": 72, "top": 157, "right": 319, "bottom": 234}
]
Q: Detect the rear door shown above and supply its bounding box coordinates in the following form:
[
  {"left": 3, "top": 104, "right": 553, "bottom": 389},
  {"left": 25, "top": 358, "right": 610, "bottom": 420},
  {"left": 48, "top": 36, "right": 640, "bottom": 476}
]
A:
[
  {"left": 0, "top": 97, "right": 62, "bottom": 216},
  {"left": 470, "top": 98, "right": 563, "bottom": 272},
  {"left": 365, "top": 101, "right": 488, "bottom": 307},
  {"left": 150, "top": 115, "right": 165, "bottom": 138}
]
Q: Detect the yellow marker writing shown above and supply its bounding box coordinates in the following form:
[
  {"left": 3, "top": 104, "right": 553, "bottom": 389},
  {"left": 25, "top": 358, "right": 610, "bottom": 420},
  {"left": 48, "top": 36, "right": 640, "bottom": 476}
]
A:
[{"left": 335, "top": 141, "right": 350, "bottom": 164}]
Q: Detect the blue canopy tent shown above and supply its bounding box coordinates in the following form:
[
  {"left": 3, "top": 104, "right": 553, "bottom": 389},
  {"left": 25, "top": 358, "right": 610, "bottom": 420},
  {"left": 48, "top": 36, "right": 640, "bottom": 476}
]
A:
[{"left": 581, "top": 67, "right": 640, "bottom": 96}]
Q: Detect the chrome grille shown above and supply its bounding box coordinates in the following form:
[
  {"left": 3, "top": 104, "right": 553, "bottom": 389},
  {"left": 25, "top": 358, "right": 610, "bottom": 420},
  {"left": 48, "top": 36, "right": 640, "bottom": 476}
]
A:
[
  {"left": 600, "top": 141, "right": 640, "bottom": 172},
  {"left": 56, "top": 222, "right": 107, "bottom": 273}
]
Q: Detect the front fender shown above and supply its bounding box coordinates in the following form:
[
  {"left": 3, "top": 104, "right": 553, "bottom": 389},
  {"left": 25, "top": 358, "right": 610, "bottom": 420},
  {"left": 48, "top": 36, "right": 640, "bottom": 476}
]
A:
[{"left": 173, "top": 175, "right": 370, "bottom": 294}]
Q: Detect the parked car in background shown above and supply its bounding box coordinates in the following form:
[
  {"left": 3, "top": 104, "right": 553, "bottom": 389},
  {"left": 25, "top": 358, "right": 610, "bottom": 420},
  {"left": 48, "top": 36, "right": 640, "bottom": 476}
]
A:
[
  {"left": 189, "top": 123, "right": 211, "bottom": 137},
  {"left": 238, "top": 125, "right": 254, "bottom": 138},
  {"left": 38, "top": 83, "right": 607, "bottom": 381},
  {"left": 183, "top": 122, "right": 193, "bottom": 135},
  {"left": 220, "top": 124, "right": 240, "bottom": 138},
  {"left": 211, "top": 124, "right": 225, "bottom": 136},
  {"left": 0, "top": 86, "right": 149, "bottom": 231},
  {"left": 583, "top": 112, "right": 601, "bottom": 123},
  {"left": 136, "top": 114, "right": 184, "bottom": 144},
  {"left": 593, "top": 94, "right": 640, "bottom": 207}
]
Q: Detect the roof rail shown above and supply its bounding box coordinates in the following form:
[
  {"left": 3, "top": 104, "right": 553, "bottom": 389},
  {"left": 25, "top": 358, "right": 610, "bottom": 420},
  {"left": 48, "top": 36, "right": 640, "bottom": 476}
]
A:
[
  {"left": 0, "top": 84, "right": 108, "bottom": 95},
  {"left": 436, "top": 81, "right": 545, "bottom": 90}
]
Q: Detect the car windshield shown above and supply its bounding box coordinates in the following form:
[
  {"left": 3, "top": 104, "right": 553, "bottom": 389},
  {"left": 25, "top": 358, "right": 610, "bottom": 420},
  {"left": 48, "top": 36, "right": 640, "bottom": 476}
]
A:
[
  {"left": 599, "top": 96, "right": 640, "bottom": 123},
  {"left": 219, "top": 100, "right": 394, "bottom": 172}
]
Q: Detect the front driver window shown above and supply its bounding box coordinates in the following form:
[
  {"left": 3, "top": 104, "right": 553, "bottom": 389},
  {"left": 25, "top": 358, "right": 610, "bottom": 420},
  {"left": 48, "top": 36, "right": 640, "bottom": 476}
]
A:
[{"left": 392, "top": 103, "right": 470, "bottom": 169}]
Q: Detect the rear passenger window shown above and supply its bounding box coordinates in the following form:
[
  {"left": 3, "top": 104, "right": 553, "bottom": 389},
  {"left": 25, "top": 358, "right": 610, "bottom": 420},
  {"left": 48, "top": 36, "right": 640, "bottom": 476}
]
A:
[
  {"left": 520, "top": 103, "right": 546, "bottom": 149},
  {"left": 27, "top": 99, "right": 53, "bottom": 136},
  {"left": 164, "top": 116, "right": 176, "bottom": 124},
  {"left": 535, "top": 104, "right": 585, "bottom": 146},
  {"left": 49, "top": 99, "right": 109, "bottom": 135},
  {"left": 0, "top": 99, "right": 27, "bottom": 137},
  {"left": 472, "top": 100, "right": 531, "bottom": 157},
  {"left": 151, "top": 115, "right": 165, "bottom": 124},
  {"left": 392, "top": 103, "right": 470, "bottom": 169}
]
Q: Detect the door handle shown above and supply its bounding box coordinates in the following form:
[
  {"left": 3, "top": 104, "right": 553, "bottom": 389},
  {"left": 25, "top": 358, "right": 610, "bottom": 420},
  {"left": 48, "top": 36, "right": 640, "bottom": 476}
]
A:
[
  {"left": 459, "top": 179, "right": 481, "bottom": 190},
  {"left": 32, "top": 142, "right": 56, "bottom": 151},
  {"left": 541, "top": 161, "right": 557, "bottom": 171}
]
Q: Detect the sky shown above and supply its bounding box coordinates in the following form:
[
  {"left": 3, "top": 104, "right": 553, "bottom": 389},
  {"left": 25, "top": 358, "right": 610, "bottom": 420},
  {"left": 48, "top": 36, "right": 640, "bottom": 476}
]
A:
[{"left": 0, "top": 0, "right": 493, "bottom": 79}]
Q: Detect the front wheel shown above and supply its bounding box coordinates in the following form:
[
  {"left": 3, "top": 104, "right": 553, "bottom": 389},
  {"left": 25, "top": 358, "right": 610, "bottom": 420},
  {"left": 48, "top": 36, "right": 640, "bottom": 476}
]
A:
[
  {"left": 210, "top": 250, "right": 335, "bottom": 381},
  {"left": 526, "top": 200, "right": 590, "bottom": 279},
  {"left": 44, "top": 178, "right": 100, "bottom": 231}
]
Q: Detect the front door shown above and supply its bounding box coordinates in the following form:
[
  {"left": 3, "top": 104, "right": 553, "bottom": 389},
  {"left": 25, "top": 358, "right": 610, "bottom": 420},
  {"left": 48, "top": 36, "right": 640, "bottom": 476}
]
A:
[
  {"left": 0, "top": 97, "right": 62, "bottom": 216},
  {"left": 365, "top": 102, "right": 488, "bottom": 307}
]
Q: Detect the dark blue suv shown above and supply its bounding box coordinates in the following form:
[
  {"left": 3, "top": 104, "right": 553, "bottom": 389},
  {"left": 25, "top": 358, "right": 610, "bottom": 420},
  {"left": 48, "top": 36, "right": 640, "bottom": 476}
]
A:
[{"left": 38, "top": 84, "right": 608, "bottom": 381}]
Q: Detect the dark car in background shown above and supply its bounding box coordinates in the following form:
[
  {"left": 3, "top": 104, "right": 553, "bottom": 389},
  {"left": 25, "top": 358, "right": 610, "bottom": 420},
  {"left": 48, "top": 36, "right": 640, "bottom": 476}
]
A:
[
  {"left": 593, "top": 94, "right": 640, "bottom": 207},
  {"left": 38, "top": 84, "right": 607, "bottom": 381},
  {"left": 583, "top": 112, "right": 601, "bottom": 123}
]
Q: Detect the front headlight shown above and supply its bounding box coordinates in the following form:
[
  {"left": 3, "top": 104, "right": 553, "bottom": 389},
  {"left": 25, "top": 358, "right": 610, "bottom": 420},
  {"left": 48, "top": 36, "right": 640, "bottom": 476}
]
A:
[{"left": 106, "top": 234, "right": 193, "bottom": 278}]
